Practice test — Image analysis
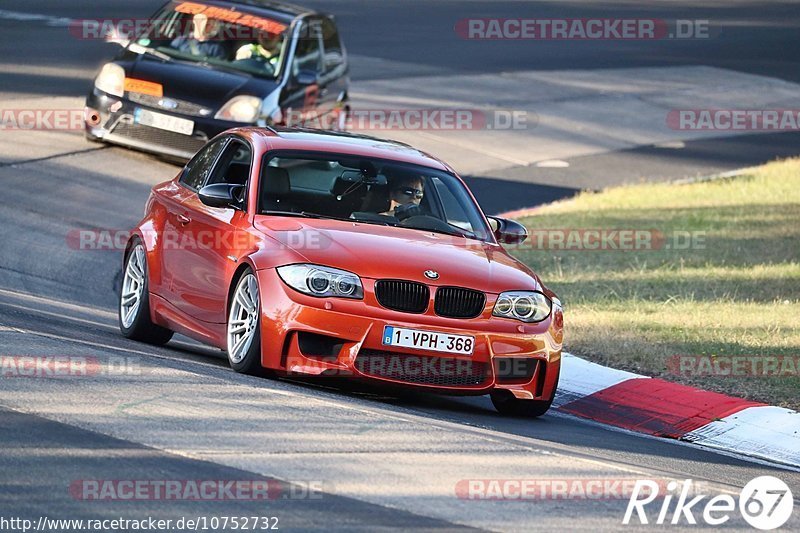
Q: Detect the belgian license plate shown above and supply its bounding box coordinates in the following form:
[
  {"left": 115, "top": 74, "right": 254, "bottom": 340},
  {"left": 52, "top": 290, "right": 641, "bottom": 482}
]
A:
[
  {"left": 134, "top": 108, "right": 194, "bottom": 135},
  {"left": 382, "top": 326, "right": 474, "bottom": 355}
]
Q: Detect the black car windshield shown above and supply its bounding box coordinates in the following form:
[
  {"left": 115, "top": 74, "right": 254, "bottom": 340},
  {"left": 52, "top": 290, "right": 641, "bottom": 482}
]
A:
[
  {"left": 259, "top": 153, "right": 494, "bottom": 242},
  {"left": 133, "top": 1, "right": 290, "bottom": 78}
]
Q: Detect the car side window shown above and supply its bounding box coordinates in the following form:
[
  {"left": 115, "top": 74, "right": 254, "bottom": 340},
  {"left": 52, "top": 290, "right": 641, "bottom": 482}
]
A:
[
  {"left": 180, "top": 139, "right": 227, "bottom": 191},
  {"left": 206, "top": 139, "right": 253, "bottom": 209},
  {"left": 431, "top": 176, "right": 478, "bottom": 233},
  {"left": 320, "top": 18, "right": 344, "bottom": 72},
  {"left": 293, "top": 21, "right": 323, "bottom": 75}
]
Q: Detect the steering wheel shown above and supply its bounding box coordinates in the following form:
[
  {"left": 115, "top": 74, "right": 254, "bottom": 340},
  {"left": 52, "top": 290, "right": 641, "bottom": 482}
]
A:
[{"left": 393, "top": 202, "right": 422, "bottom": 221}]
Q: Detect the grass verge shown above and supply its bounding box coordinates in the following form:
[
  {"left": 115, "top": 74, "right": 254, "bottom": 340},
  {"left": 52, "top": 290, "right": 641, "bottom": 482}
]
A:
[{"left": 512, "top": 158, "right": 800, "bottom": 409}]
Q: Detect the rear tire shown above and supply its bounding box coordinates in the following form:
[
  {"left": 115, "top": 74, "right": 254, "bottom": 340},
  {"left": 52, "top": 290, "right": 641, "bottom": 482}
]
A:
[
  {"left": 119, "top": 241, "right": 173, "bottom": 345},
  {"left": 226, "top": 269, "right": 263, "bottom": 375}
]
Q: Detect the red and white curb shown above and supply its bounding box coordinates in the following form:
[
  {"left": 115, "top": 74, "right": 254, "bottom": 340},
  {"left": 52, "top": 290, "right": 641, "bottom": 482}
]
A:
[{"left": 554, "top": 353, "right": 800, "bottom": 469}]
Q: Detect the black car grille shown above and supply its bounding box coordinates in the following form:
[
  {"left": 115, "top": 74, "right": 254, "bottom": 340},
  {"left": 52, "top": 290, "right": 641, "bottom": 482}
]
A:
[
  {"left": 374, "top": 280, "right": 429, "bottom": 313},
  {"left": 127, "top": 93, "right": 212, "bottom": 118},
  {"left": 111, "top": 122, "right": 206, "bottom": 157},
  {"left": 355, "top": 350, "right": 489, "bottom": 387},
  {"left": 434, "top": 287, "right": 486, "bottom": 319}
]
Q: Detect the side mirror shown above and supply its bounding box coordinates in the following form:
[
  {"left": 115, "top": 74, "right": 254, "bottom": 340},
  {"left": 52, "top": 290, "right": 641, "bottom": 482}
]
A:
[
  {"left": 294, "top": 69, "right": 318, "bottom": 86},
  {"left": 104, "top": 22, "right": 132, "bottom": 47},
  {"left": 198, "top": 183, "right": 245, "bottom": 209},
  {"left": 487, "top": 216, "right": 528, "bottom": 244}
]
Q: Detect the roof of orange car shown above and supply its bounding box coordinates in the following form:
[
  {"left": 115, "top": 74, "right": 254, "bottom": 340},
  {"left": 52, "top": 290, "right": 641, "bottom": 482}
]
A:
[{"left": 237, "top": 127, "right": 453, "bottom": 172}]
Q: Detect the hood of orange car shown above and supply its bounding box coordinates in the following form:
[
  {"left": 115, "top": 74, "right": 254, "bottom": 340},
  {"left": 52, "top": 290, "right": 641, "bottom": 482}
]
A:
[{"left": 254, "top": 217, "right": 541, "bottom": 294}]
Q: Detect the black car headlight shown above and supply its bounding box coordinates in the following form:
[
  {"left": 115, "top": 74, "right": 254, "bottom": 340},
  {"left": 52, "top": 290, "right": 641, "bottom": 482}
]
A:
[
  {"left": 94, "top": 63, "right": 125, "bottom": 98},
  {"left": 215, "top": 95, "right": 262, "bottom": 123},
  {"left": 493, "top": 291, "right": 552, "bottom": 322},
  {"left": 277, "top": 264, "right": 363, "bottom": 299}
]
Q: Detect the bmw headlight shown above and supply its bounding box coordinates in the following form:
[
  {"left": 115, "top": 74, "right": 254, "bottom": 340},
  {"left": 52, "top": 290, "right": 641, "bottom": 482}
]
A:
[
  {"left": 277, "top": 264, "right": 363, "bottom": 299},
  {"left": 215, "top": 95, "right": 262, "bottom": 123},
  {"left": 493, "top": 291, "right": 552, "bottom": 322},
  {"left": 94, "top": 63, "right": 125, "bottom": 97}
]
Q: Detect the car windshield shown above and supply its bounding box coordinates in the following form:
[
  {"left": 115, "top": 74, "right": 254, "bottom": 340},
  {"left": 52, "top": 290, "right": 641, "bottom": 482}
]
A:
[
  {"left": 132, "top": 1, "right": 290, "bottom": 78},
  {"left": 259, "top": 153, "right": 494, "bottom": 242}
]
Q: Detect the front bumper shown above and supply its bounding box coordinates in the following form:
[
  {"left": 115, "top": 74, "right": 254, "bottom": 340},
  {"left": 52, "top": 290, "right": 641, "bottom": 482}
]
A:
[
  {"left": 257, "top": 269, "right": 563, "bottom": 400},
  {"left": 85, "top": 89, "right": 240, "bottom": 161}
]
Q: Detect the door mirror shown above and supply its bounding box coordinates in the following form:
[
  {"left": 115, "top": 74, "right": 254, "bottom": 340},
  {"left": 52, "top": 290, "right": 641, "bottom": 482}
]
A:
[
  {"left": 294, "top": 69, "right": 318, "bottom": 86},
  {"left": 198, "top": 183, "right": 245, "bottom": 209},
  {"left": 487, "top": 216, "right": 528, "bottom": 244}
]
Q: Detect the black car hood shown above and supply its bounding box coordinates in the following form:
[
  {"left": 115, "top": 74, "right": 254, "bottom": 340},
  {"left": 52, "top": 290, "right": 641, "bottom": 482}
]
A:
[{"left": 127, "top": 56, "right": 278, "bottom": 110}]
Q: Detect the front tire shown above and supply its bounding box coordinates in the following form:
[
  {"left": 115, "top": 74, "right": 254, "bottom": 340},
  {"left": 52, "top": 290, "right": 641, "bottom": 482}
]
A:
[
  {"left": 226, "top": 270, "right": 263, "bottom": 375},
  {"left": 491, "top": 390, "right": 554, "bottom": 417},
  {"left": 119, "top": 242, "right": 173, "bottom": 345}
]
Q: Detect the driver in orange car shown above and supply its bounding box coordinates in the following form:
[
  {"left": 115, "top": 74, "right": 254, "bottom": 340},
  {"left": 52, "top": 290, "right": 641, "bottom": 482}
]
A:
[{"left": 381, "top": 173, "right": 425, "bottom": 217}]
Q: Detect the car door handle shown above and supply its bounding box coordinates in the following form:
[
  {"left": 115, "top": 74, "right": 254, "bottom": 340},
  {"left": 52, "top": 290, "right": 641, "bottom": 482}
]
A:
[{"left": 177, "top": 214, "right": 191, "bottom": 225}]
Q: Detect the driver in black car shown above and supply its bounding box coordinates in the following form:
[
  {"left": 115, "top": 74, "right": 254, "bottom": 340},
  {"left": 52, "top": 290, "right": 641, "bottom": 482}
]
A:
[
  {"left": 381, "top": 174, "right": 425, "bottom": 218},
  {"left": 170, "top": 13, "right": 230, "bottom": 60}
]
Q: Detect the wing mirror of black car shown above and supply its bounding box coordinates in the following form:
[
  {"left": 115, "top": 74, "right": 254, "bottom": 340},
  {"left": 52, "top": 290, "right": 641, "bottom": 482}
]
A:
[
  {"left": 487, "top": 216, "right": 528, "bottom": 244},
  {"left": 198, "top": 184, "right": 245, "bottom": 209},
  {"left": 294, "top": 69, "right": 319, "bottom": 86}
]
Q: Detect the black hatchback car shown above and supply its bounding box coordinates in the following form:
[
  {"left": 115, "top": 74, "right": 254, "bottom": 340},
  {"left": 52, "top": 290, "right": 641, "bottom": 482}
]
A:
[{"left": 85, "top": 0, "right": 349, "bottom": 161}]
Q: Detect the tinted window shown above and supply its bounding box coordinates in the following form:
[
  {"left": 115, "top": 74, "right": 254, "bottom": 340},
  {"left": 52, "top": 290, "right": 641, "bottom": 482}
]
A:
[
  {"left": 321, "top": 18, "right": 343, "bottom": 71},
  {"left": 180, "top": 139, "right": 227, "bottom": 190},
  {"left": 293, "top": 22, "right": 323, "bottom": 74},
  {"left": 134, "top": 2, "right": 289, "bottom": 79},
  {"left": 432, "top": 177, "right": 473, "bottom": 231},
  {"left": 259, "top": 153, "right": 492, "bottom": 241}
]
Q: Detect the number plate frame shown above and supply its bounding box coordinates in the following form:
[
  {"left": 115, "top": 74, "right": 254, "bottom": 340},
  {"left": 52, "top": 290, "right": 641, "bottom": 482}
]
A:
[
  {"left": 134, "top": 108, "right": 194, "bottom": 136},
  {"left": 381, "top": 326, "right": 474, "bottom": 355}
]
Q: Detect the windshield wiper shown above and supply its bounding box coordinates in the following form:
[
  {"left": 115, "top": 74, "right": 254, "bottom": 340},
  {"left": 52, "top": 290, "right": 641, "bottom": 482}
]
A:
[
  {"left": 263, "top": 210, "right": 398, "bottom": 227},
  {"left": 301, "top": 211, "right": 359, "bottom": 223},
  {"left": 437, "top": 220, "right": 477, "bottom": 238},
  {"left": 405, "top": 220, "right": 478, "bottom": 239},
  {"left": 304, "top": 212, "right": 402, "bottom": 227},
  {"left": 128, "top": 42, "right": 172, "bottom": 61},
  {"left": 423, "top": 226, "right": 475, "bottom": 239}
]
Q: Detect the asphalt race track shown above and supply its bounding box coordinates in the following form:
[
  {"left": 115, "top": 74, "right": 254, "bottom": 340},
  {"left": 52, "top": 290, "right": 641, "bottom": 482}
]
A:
[{"left": 1, "top": 1, "right": 799, "bottom": 531}]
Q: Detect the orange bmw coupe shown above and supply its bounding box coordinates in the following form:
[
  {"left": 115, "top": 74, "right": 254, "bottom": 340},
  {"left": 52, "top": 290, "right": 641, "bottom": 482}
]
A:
[{"left": 119, "top": 127, "right": 563, "bottom": 416}]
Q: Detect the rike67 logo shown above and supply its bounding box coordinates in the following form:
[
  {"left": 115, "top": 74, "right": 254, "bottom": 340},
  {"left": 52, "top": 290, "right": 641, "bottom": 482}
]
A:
[{"left": 624, "top": 476, "right": 794, "bottom": 529}]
